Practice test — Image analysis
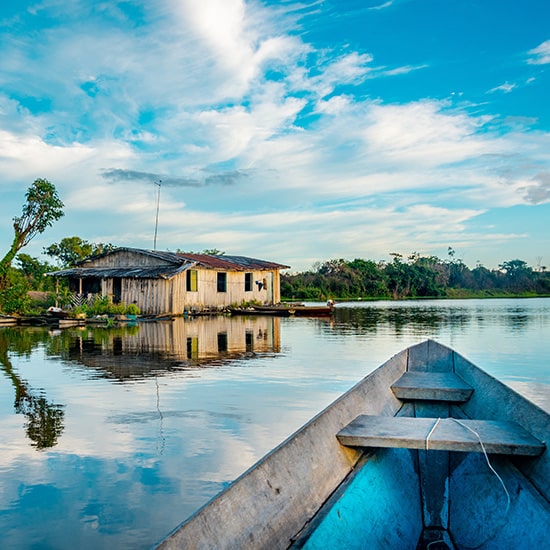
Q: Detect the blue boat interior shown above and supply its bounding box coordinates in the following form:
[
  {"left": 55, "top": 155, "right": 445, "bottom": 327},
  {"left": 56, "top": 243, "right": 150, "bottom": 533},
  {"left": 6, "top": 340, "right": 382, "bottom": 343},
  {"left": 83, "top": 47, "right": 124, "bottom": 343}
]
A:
[{"left": 291, "top": 344, "right": 548, "bottom": 550}]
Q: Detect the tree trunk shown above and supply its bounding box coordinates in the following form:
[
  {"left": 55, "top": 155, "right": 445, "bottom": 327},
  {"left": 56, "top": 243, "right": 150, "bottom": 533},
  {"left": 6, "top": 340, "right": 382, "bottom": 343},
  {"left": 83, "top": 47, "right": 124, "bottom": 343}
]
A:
[{"left": 0, "top": 240, "right": 22, "bottom": 291}]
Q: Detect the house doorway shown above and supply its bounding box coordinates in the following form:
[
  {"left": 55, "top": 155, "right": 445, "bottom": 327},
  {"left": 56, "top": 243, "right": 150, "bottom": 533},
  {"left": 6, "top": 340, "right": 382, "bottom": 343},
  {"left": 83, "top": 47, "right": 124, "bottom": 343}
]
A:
[{"left": 113, "top": 278, "right": 122, "bottom": 304}]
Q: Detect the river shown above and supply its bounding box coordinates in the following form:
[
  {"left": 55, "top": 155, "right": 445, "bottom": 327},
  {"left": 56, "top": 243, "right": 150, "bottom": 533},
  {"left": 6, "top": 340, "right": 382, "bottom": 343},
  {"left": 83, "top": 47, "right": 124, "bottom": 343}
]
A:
[{"left": 0, "top": 298, "right": 548, "bottom": 549}]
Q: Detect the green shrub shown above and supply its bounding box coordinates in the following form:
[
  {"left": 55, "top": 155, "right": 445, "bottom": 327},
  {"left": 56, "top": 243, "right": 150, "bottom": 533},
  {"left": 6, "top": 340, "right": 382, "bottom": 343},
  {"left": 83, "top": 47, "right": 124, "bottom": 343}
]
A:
[
  {"left": 125, "top": 303, "right": 140, "bottom": 315},
  {"left": 0, "top": 276, "right": 31, "bottom": 314}
]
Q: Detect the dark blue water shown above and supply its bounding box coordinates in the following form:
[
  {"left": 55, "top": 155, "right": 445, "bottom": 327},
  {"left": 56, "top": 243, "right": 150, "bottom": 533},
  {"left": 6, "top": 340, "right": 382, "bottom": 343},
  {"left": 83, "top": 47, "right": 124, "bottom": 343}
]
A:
[{"left": 1, "top": 298, "right": 548, "bottom": 549}]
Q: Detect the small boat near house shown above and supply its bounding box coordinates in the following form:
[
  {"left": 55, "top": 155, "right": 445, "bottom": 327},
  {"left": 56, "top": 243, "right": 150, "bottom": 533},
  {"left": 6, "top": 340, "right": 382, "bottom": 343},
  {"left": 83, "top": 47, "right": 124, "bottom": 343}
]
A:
[
  {"left": 230, "top": 302, "right": 335, "bottom": 317},
  {"left": 155, "top": 339, "right": 549, "bottom": 549}
]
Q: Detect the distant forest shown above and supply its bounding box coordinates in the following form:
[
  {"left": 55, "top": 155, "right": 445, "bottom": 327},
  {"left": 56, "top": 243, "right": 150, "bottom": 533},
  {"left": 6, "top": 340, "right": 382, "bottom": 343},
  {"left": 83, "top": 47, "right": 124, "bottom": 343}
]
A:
[{"left": 281, "top": 250, "right": 550, "bottom": 301}]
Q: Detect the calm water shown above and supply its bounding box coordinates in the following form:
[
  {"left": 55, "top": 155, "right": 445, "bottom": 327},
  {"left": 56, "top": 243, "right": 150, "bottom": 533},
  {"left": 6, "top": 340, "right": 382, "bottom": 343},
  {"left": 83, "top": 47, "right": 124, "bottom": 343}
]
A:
[{"left": 1, "top": 298, "right": 549, "bottom": 549}]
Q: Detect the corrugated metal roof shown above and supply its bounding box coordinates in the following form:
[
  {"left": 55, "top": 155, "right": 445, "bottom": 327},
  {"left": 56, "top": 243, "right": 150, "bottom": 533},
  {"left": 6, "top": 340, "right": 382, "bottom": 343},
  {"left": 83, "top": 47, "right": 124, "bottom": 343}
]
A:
[
  {"left": 75, "top": 247, "right": 186, "bottom": 267},
  {"left": 176, "top": 253, "right": 290, "bottom": 271},
  {"left": 48, "top": 247, "right": 290, "bottom": 278},
  {"left": 47, "top": 264, "right": 191, "bottom": 279}
]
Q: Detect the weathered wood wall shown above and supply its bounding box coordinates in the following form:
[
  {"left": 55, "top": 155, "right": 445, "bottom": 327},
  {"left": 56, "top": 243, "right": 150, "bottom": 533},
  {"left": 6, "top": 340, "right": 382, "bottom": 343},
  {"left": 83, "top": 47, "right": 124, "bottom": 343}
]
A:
[
  {"left": 102, "top": 277, "right": 172, "bottom": 315},
  {"left": 178, "top": 269, "right": 281, "bottom": 312},
  {"left": 87, "top": 249, "right": 283, "bottom": 314}
]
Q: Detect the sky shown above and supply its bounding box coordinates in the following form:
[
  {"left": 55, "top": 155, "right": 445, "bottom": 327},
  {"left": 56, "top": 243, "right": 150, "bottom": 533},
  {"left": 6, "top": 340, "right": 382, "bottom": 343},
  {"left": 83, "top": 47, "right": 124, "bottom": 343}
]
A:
[{"left": 1, "top": 0, "right": 549, "bottom": 272}]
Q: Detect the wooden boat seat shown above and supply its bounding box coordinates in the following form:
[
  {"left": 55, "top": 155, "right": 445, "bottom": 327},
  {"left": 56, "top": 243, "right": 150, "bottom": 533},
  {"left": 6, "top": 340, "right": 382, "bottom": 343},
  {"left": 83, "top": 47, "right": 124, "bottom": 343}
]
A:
[
  {"left": 337, "top": 415, "right": 545, "bottom": 456},
  {"left": 391, "top": 372, "right": 473, "bottom": 402}
]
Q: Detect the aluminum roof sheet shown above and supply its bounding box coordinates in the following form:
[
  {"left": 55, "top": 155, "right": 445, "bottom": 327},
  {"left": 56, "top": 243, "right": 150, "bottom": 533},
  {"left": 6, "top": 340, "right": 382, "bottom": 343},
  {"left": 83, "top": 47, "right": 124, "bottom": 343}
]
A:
[
  {"left": 176, "top": 253, "right": 289, "bottom": 271},
  {"left": 75, "top": 247, "right": 187, "bottom": 267},
  {"left": 49, "top": 247, "right": 290, "bottom": 277},
  {"left": 47, "top": 264, "right": 191, "bottom": 279}
]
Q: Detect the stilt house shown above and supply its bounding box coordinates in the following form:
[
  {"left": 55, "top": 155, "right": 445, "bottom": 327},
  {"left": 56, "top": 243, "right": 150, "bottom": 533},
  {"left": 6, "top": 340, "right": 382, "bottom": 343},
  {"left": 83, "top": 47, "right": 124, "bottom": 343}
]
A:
[{"left": 48, "top": 247, "right": 289, "bottom": 315}]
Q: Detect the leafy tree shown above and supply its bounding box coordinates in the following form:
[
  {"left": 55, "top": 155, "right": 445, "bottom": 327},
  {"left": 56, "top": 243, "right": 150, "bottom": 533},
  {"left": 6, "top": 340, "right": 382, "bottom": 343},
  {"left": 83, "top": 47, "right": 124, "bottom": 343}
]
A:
[
  {"left": 348, "top": 258, "right": 388, "bottom": 297},
  {"left": 16, "top": 253, "right": 57, "bottom": 291},
  {"left": 44, "top": 236, "right": 114, "bottom": 268},
  {"left": 498, "top": 259, "right": 535, "bottom": 292},
  {"left": 0, "top": 271, "right": 31, "bottom": 314},
  {"left": 0, "top": 179, "right": 64, "bottom": 290},
  {"left": 411, "top": 255, "right": 444, "bottom": 296},
  {"left": 384, "top": 253, "right": 411, "bottom": 299}
]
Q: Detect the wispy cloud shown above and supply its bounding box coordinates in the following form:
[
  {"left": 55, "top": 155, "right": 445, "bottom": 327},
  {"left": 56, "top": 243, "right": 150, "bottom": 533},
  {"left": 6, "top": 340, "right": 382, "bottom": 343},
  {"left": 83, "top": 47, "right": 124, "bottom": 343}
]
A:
[
  {"left": 375, "top": 63, "right": 429, "bottom": 77},
  {"left": 527, "top": 39, "right": 550, "bottom": 65},
  {"left": 488, "top": 81, "right": 517, "bottom": 94},
  {"left": 368, "top": 1, "right": 394, "bottom": 11}
]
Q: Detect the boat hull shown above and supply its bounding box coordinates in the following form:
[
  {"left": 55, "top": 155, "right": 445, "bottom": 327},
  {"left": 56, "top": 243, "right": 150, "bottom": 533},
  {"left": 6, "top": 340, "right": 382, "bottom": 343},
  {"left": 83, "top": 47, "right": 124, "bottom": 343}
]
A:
[
  {"left": 230, "top": 305, "right": 334, "bottom": 317},
  {"left": 155, "top": 340, "right": 550, "bottom": 550}
]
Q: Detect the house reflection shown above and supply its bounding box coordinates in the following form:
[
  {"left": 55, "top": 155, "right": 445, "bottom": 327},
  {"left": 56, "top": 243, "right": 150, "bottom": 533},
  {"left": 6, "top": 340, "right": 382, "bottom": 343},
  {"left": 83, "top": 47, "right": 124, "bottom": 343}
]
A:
[{"left": 64, "top": 316, "right": 282, "bottom": 380}]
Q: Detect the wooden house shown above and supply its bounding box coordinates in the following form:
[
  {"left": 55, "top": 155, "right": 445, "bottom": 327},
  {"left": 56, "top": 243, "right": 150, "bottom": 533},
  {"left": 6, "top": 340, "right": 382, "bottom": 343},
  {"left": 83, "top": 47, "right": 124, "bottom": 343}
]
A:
[{"left": 48, "top": 247, "right": 290, "bottom": 315}]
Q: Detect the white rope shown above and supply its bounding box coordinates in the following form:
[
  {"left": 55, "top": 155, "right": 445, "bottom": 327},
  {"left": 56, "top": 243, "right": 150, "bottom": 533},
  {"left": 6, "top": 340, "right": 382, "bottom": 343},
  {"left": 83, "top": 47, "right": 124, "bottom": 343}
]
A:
[
  {"left": 425, "top": 417, "right": 441, "bottom": 450},
  {"left": 452, "top": 418, "right": 511, "bottom": 515}
]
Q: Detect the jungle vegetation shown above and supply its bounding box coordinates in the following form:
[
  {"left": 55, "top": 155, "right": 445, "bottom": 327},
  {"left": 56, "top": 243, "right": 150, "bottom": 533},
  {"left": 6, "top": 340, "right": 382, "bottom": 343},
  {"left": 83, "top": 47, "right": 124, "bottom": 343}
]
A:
[{"left": 281, "top": 250, "right": 550, "bottom": 301}]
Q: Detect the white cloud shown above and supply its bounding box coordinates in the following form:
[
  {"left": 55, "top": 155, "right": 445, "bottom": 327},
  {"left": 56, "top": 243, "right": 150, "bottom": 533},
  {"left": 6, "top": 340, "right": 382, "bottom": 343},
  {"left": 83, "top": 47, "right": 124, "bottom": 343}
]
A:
[
  {"left": 369, "top": 1, "right": 394, "bottom": 10},
  {"left": 360, "top": 101, "right": 496, "bottom": 167},
  {"left": 377, "top": 63, "right": 429, "bottom": 77},
  {"left": 488, "top": 81, "right": 517, "bottom": 94},
  {"left": 527, "top": 39, "right": 550, "bottom": 65}
]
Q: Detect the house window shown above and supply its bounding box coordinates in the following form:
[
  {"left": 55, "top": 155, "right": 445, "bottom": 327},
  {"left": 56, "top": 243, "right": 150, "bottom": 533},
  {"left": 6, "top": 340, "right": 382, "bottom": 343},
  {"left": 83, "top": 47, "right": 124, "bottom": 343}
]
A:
[
  {"left": 217, "top": 332, "right": 228, "bottom": 353},
  {"left": 245, "top": 330, "right": 254, "bottom": 352},
  {"left": 186, "top": 269, "right": 198, "bottom": 292},
  {"left": 245, "top": 272, "right": 253, "bottom": 292},
  {"left": 187, "top": 337, "right": 198, "bottom": 359},
  {"left": 217, "top": 272, "right": 227, "bottom": 292}
]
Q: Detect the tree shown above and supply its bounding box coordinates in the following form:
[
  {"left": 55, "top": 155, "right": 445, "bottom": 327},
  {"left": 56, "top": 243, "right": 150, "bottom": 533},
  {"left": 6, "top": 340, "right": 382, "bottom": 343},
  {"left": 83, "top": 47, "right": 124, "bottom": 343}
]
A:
[
  {"left": 16, "top": 253, "right": 57, "bottom": 290},
  {"left": 44, "top": 236, "right": 114, "bottom": 268},
  {"left": 384, "top": 253, "right": 411, "bottom": 299},
  {"left": 0, "top": 179, "right": 64, "bottom": 290},
  {"left": 498, "top": 259, "right": 534, "bottom": 292}
]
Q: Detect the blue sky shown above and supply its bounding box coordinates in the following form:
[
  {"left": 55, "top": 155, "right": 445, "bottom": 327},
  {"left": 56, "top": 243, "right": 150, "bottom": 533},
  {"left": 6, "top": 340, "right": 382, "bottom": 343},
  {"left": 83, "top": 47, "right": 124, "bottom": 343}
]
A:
[{"left": 1, "top": 0, "right": 549, "bottom": 272}]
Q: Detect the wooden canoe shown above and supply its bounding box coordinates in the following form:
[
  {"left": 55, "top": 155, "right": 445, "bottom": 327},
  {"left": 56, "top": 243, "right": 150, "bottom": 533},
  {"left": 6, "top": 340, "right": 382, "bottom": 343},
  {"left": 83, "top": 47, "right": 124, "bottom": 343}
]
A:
[
  {"left": 230, "top": 304, "right": 334, "bottom": 317},
  {"left": 155, "top": 340, "right": 549, "bottom": 549},
  {"left": 229, "top": 306, "right": 294, "bottom": 317}
]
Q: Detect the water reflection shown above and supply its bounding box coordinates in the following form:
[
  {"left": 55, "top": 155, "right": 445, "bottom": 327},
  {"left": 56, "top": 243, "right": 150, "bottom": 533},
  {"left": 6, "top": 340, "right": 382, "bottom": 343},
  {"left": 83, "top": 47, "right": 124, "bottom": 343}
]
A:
[
  {"left": 330, "top": 305, "right": 471, "bottom": 339},
  {"left": 0, "top": 330, "right": 65, "bottom": 449},
  {"left": 330, "top": 300, "right": 538, "bottom": 337},
  {"left": 0, "top": 317, "right": 281, "bottom": 450},
  {"left": 61, "top": 316, "right": 281, "bottom": 380}
]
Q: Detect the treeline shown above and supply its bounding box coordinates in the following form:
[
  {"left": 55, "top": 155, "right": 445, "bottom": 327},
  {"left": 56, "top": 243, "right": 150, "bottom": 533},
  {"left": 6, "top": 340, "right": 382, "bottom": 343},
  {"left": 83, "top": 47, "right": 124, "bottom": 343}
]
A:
[{"left": 281, "top": 251, "right": 550, "bottom": 301}]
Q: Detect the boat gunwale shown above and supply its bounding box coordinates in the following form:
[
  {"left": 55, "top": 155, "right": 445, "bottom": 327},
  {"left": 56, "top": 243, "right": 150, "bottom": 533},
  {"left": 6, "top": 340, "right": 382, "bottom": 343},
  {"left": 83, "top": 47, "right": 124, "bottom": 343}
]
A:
[
  {"left": 154, "top": 339, "right": 550, "bottom": 549},
  {"left": 155, "top": 341, "right": 408, "bottom": 549}
]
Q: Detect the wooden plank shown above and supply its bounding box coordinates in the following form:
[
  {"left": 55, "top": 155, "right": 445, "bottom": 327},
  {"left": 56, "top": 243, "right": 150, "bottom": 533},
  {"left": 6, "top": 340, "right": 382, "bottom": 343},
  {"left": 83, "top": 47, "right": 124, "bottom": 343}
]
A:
[
  {"left": 337, "top": 415, "right": 545, "bottom": 456},
  {"left": 391, "top": 372, "right": 473, "bottom": 402}
]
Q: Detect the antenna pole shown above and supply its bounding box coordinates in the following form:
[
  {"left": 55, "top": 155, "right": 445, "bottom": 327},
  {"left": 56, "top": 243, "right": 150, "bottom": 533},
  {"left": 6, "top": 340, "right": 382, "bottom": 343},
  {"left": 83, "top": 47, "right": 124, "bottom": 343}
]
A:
[{"left": 153, "top": 180, "right": 161, "bottom": 250}]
